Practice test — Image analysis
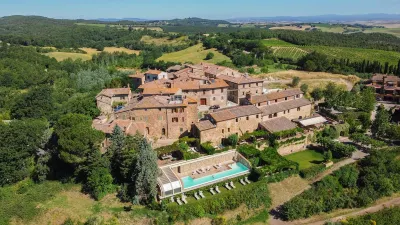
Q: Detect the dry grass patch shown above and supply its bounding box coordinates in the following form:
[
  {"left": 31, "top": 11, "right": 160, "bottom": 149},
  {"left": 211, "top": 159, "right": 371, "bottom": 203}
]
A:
[
  {"left": 103, "top": 47, "right": 140, "bottom": 55},
  {"left": 43, "top": 52, "right": 92, "bottom": 61},
  {"left": 141, "top": 35, "right": 188, "bottom": 46},
  {"left": 80, "top": 47, "right": 101, "bottom": 55},
  {"left": 268, "top": 175, "right": 310, "bottom": 208},
  {"left": 261, "top": 70, "right": 359, "bottom": 83}
]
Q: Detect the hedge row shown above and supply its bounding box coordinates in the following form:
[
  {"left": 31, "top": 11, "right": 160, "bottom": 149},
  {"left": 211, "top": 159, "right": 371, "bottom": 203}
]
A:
[
  {"left": 299, "top": 164, "right": 327, "bottom": 179},
  {"left": 166, "top": 180, "right": 271, "bottom": 221}
]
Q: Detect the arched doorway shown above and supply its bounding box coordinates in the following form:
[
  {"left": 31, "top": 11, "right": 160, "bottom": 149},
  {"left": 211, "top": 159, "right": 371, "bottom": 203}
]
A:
[{"left": 162, "top": 128, "right": 166, "bottom": 136}]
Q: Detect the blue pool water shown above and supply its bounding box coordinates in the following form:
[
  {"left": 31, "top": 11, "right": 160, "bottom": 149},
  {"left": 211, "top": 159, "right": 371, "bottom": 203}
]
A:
[{"left": 181, "top": 162, "right": 249, "bottom": 189}]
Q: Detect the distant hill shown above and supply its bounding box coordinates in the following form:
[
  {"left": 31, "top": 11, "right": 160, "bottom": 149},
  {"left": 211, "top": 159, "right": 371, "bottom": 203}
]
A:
[
  {"left": 227, "top": 13, "right": 400, "bottom": 23},
  {"left": 95, "top": 18, "right": 149, "bottom": 22}
]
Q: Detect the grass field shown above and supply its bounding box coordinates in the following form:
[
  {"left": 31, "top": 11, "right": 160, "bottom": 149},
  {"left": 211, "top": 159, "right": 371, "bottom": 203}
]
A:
[
  {"left": 43, "top": 52, "right": 92, "bottom": 61},
  {"left": 271, "top": 47, "right": 308, "bottom": 60},
  {"left": 1, "top": 179, "right": 166, "bottom": 225},
  {"left": 141, "top": 35, "right": 188, "bottom": 46},
  {"left": 364, "top": 27, "right": 400, "bottom": 37},
  {"left": 285, "top": 149, "right": 325, "bottom": 170},
  {"left": 268, "top": 175, "right": 310, "bottom": 208},
  {"left": 103, "top": 47, "right": 140, "bottom": 55},
  {"left": 157, "top": 44, "right": 231, "bottom": 64}
]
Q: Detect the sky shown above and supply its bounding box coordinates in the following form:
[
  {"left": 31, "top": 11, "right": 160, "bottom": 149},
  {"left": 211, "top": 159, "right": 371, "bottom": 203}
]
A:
[{"left": 0, "top": 0, "right": 399, "bottom": 20}]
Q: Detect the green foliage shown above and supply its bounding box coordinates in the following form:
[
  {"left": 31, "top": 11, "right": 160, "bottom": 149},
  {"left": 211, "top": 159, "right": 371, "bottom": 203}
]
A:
[
  {"left": 205, "top": 52, "right": 215, "bottom": 60},
  {"left": 311, "top": 87, "right": 324, "bottom": 101},
  {"left": 61, "top": 93, "right": 101, "bottom": 118},
  {"left": 0, "top": 119, "right": 49, "bottom": 186},
  {"left": 55, "top": 113, "right": 104, "bottom": 166},
  {"left": 300, "top": 83, "right": 309, "bottom": 93},
  {"left": 333, "top": 165, "right": 359, "bottom": 188},
  {"left": 317, "top": 137, "right": 357, "bottom": 158},
  {"left": 299, "top": 164, "right": 327, "bottom": 179},
  {"left": 32, "top": 153, "right": 51, "bottom": 183},
  {"left": 237, "top": 144, "right": 260, "bottom": 159},
  {"left": 85, "top": 166, "right": 114, "bottom": 200},
  {"left": 131, "top": 137, "right": 158, "bottom": 204},
  {"left": 166, "top": 180, "right": 271, "bottom": 221},
  {"left": 227, "top": 134, "right": 239, "bottom": 147},
  {"left": 201, "top": 142, "right": 216, "bottom": 155},
  {"left": 291, "top": 76, "right": 300, "bottom": 87},
  {"left": 349, "top": 133, "right": 386, "bottom": 148},
  {"left": 344, "top": 206, "right": 400, "bottom": 225},
  {"left": 371, "top": 107, "right": 391, "bottom": 138}
]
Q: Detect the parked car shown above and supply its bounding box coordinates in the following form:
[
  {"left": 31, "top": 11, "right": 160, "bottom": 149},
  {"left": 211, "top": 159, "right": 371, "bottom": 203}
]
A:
[{"left": 209, "top": 105, "right": 220, "bottom": 110}]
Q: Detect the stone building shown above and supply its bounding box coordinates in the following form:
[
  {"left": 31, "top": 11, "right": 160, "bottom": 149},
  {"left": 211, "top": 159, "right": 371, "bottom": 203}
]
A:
[
  {"left": 366, "top": 74, "right": 400, "bottom": 102},
  {"left": 113, "top": 94, "right": 198, "bottom": 140},
  {"left": 244, "top": 89, "right": 303, "bottom": 107},
  {"left": 129, "top": 73, "right": 145, "bottom": 90},
  {"left": 138, "top": 78, "right": 229, "bottom": 107},
  {"left": 260, "top": 98, "right": 313, "bottom": 121},
  {"left": 193, "top": 105, "right": 263, "bottom": 145},
  {"left": 96, "top": 87, "right": 132, "bottom": 115},
  {"left": 144, "top": 69, "right": 169, "bottom": 82},
  {"left": 217, "top": 75, "right": 264, "bottom": 104}
]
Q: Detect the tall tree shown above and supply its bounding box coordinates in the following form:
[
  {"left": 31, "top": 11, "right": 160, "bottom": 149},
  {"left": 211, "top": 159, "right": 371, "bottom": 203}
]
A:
[
  {"left": 131, "top": 137, "right": 159, "bottom": 204},
  {"left": 371, "top": 107, "right": 391, "bottom": 138}
]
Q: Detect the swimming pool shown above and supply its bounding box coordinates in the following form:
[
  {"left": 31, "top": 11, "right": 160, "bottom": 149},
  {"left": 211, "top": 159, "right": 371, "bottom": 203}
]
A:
[{"left": 181, "top": 162, "right": 250, "bottom": 189}]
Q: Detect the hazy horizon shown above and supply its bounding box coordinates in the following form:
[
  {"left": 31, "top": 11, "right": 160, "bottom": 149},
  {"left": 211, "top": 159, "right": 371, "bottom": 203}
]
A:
[{"left": 1, "top": 0, "right": 399, "bottom": 20}]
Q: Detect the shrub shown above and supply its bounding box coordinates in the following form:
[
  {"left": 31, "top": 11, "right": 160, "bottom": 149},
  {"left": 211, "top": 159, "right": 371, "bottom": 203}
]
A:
[
  {"left": 227, "top": 134, "right": 238, "bottom": 147},
  {"left": 201, "top": 142, "right": 216, "bottom": 155},
  {"left": 299, "top": 164, "right": 326, "bottom": 179},
  {"left": 166, "top": 180, "right": 271, "bottom": 221},
  {"left": 237, "top": 144, "right": 259, "bottom": 158},
  {"left": 205, "top": 52, "right": 215, "bottom": 60}
]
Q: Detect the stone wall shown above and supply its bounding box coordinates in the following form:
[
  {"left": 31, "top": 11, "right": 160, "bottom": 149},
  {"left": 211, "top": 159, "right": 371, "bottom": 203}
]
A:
[
  {"left": 262, "top": 103, "right": 313, "bottom": 121},
  {"left": 278, "top": 140, "right": 307, "bottom": 156}
]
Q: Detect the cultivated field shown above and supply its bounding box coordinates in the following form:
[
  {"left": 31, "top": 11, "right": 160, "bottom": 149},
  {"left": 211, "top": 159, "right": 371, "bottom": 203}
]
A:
[
  {"left": 157, "top": 44, "right": 231, "bottom": 64},
  {"left": 43, "top": 52, "right": 92, "bottom": 61},
  {"left": 141, "top": 35, "right": 188, "bottom": 46},
  {"left": 43, "top": 47, "right": 140, "bottom": 62},
  {"left": 271, "top": 47, "right": 308, "bottom": 60},
  {"left": 268, "top": 175, "right": 310, "bottom": 208},
  {"left": 262, "top": 39, "right": 296, "bottom": 47}
]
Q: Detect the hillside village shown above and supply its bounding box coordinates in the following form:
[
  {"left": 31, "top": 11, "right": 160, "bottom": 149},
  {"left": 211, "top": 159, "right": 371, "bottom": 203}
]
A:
[{"left": 93, "top": 63, "right": 333, "bottom": 200}]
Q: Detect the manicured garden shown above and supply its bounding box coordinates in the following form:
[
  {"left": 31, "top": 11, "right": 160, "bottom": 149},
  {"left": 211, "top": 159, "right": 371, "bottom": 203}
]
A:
[{"left": 284, "top": 149, "right": 325, "bottom": 170}]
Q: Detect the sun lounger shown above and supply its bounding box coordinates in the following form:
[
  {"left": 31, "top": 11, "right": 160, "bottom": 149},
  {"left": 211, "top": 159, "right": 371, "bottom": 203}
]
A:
[
  {"left": 197, "top": 170, "right": 202, "bottom": 174},
  {"left": 199, "top": 191, "right": 205, "bottom": 198},
  {"left": 176, "top": 198, "right": 183, "bottom": 205},
  {"left": 206, "top": 166, "right": 211, "bottom": 171},
  {"left": 194, "top": 192, "right": 200, "bottom": 200},
  {"left": 225, "top": 183, "right": 232, "bottom": 190},
  {"left": 213, "top": 165, "right": 218, "bottom": 169},
  {"left": 215, "top": 186, "right": 221, "bottom": 193},
  {"left": 245, "top": 177, "right": 251, "bottom": 184},
  {"left": 230, "top": 181, "right": 236, "bottom": 189},
  {"left": 240, "top": 179, "right": 247, "bottom": 185},
  {"left": 210, "top": 188, "right": 216, "bottom": 195},
  {"left": 181, "top": 195, "right": 188, "bottom": 204}
]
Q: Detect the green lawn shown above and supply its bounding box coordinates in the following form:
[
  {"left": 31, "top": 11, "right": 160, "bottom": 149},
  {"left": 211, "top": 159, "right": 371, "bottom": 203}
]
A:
[{"left": 284, "top": 149, "right": 325, "bottom": 170}]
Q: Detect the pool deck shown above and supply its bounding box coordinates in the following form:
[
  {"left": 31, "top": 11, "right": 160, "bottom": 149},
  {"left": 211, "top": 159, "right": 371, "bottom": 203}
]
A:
[{"left": 179, "top": 160, "right": 235, "bottom": 180}]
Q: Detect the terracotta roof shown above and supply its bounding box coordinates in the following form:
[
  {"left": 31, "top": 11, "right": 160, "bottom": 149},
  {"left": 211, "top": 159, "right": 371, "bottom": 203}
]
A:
[
  {"left": 118, "top": 95, "right": 187, "bottom": 112},
  {"left": 92, "top": 119, "right": 146, "bottom": 136},
  {"left": 210, "top": 105, "right": 262, "bottom": 122},
  {"left": 129, "top": 73, "right": 144, "bottom": 78},
  {"left": 195, "top": 120, "right": 216, "bottom": 131},
  {"left": 218, "top": 74, "right": 264, "bottom": 84},
  {"left": 145, "top": 69, "right": 163, "bottom": 75},
  {"left": 139, "top": 78, "right": 228, "bottom": 91},
  {"left": 142, "top": 88, "right": 181, "bottom": 95},
  {"left": 250, "top": 89, "right": 303, "bottom": 104},
  {"left": 371, "top": 74, "right": 400, "bottom": 82},
  {"left": 97, "top": 88, "right": 130, "bottom": 98},
  {"left": 259, "top": 117, "right": 297, "bottom": 133},
  {"left": 260, "top": 98, "right": 311, "bottom": 116}
]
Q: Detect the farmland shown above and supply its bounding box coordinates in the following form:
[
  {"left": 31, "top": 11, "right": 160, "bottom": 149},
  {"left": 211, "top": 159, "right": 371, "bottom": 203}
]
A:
[
  {"left": 140, "top": 35, "right": 189, "bottom": 46},
  {"left": 43, "top": 47, "right": 140, "bottom": 62},
  {"left": 157, "top": 43, "right": 231, "bottom": 64},
  {"left": 75, "top": 23, "right": 163, "bottom": 31},
  {"left": 262, "top": 38, "right": 400, "bottom": 66}
]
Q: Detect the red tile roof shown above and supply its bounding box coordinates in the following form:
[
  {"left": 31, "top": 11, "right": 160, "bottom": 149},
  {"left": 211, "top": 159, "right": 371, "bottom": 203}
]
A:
[
  {"left": 210, "top": 105, "right": 262, "bottom": 122},
  {"left": 259, "top": 117, "right": 297, "bottom": 133},
  {"left": 260, "top": 98, "right": 311, "bottom": 116},
  {"left": 97, "top": 88, "right": 131, "bottom": 98}
]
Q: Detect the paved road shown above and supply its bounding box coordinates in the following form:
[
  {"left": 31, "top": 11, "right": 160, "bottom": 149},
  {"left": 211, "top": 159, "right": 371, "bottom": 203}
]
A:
[{"left": 269, "top": 149, "right": 369, "bottom": 225}]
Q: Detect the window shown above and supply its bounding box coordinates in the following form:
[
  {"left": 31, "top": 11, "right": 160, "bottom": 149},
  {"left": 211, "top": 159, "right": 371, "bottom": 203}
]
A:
[
  {"left": 288, "top": 109, "right": 290, "bottom": 113},
  {"left": 221, "top": 96, "right": 224, "bottom": 100},
  {"left": 203, "top": 90, "right": 206, "bottom": 95},
  {"left": 246, "top": 116, "right": 249, "bottom": 120},
  {"left": 256, "top": 115, "right": 259, "bottom": 119},
  {"left": 159, "top": 108, "right": 162, "bottom": 111},
  {"left": 256, "top": 83, "right": 259, "bottom": 86},
  {"left": 180, "top": 128, "right": 184, "bottom": 132},
  {"left": 285, "top": 97, "right": 288, "bottom": 100},
  {"left": 179, "top": 108, "right": 184, "bottom": 113},
  {"left": 213, "top": 97, "right": 216, "bottom": 100},
  {"left": 243, "top": 84, "right": 245, "bottom": 88},
  {"left": 297, "top": 107, "right": 301, "bottom": 111},
  {"left": 162, "top": 128, "right": 166, "bottom": 135},
  {"left": 182, "top": 117, "right": 185, "bottom": 122},
  {"left": 221, "top": 88, "right": 224, "bottom": 93},
  {"left": 273, "top": 113, "right": 277, "bottom": 117},
  {"left": 284, "top": 110, "right": 286, "bottom": 114},
  {"left": 258, "top": 103, "right": 261, "bottom": 106},
  {"left": 256, "top": 90, "right": 258, "bottom": 94},
  {"left": 131, "top": 117, "right": 135, "bottom": 121},
  {"left": 275, "top": 99, "right": 277, "bottom": 103},
  {"left": 236, "top": 118, "right": 239, "bottom": 122},
  {"left": 145, "top": 109, "right": 147, "bottom": 111},
  {"left": 172, "top": 108, "right": 178, "bottom": 113},
  {"left": 249, "top": 84, "right": 251, "bottom": 87},
  {"left": 121, "top": 96, "right": 125, "bottom": 100},
  {"left": 242, "top": 92, "right": 245, "bottom": 96},
  {"left": 269, "top": 114, "right": 273, "bottom": 118},
  {"left": 172, "top": 117, "right": 178, "bottom": 122},
  {"left": 228, "top": 128, "right": 230, "bottom": 132},
  {"left": 212, "top": 90, "right": 215, "bottom": 94},
  {"left": 296, "top": 94, "right": 300, "bottom": 98},
  {"left": 222, "top": 129, "right": 224, "bottom": 134}
]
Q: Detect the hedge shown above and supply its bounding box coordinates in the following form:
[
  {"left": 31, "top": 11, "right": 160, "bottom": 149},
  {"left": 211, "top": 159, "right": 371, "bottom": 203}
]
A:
[
  {"left": 237, "top": 144, "right": 260, "bottom": 158},
  {"left": 299, "top": 164, "right": 327, "bottom": 179},
  {"left": 200, "top": 142, "right": 216, "bottom": 155},
  {"left": 166, "top": 180, "right": 271, "bottom": 221}
]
